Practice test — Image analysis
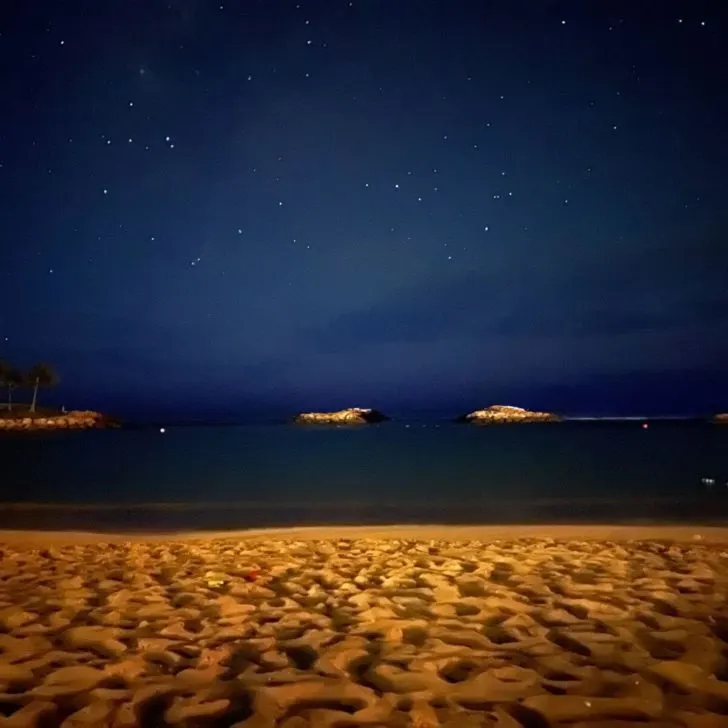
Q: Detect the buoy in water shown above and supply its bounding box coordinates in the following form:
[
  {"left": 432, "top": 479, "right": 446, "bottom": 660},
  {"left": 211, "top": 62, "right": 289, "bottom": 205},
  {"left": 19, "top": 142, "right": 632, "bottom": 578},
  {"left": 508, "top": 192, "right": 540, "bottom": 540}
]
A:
[{"left": 642, "top": 423, "right": 648, "bottom": 429}]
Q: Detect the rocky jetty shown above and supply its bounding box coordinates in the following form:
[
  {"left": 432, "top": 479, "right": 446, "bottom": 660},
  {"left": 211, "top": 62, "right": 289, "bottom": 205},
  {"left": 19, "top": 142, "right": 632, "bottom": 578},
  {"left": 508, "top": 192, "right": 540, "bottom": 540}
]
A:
[
  {"left": 713, "top": 413, "right": 728, "bottom": 424},
  {"left": 456, "top": 404, "right": 560, "bottom": 423},
  {"left": 0, "top": 410, "right": 119, "bottom": 432},
  {"left": 293, "top": 407, "right": 390, "bottom": 424},
  {"left": 0, "top": 529, "right": 727, "bottom": 727}
]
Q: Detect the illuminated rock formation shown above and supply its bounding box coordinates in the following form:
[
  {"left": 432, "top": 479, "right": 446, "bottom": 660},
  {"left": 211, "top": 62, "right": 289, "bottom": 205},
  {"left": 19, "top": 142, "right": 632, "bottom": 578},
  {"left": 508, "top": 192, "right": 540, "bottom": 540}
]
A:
[
  {"left": 293, "top": 407, "right": 390, "bottom": 424},
  {"left": 456, "top": 404, "right": 560, "bottom": 424},
  {"left": 0, "top": 410, "right": 119, "bottom": 432},
  {"left": 714, "top": 413, "right": 728, "bottom": 424}
]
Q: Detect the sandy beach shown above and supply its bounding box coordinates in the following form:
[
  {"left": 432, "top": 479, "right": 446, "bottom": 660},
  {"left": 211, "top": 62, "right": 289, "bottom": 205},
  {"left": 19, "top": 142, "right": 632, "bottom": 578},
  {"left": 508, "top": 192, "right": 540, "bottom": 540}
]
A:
[{"left": 2, "top": 525, "right": 728, "bottom": 727}]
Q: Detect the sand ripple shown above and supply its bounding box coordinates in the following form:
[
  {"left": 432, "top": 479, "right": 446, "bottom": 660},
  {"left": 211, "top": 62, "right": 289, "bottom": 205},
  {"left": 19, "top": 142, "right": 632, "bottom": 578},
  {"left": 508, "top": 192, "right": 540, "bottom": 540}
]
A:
[{"left": 1, "top": 534, "right": 728, "bottom": 726}]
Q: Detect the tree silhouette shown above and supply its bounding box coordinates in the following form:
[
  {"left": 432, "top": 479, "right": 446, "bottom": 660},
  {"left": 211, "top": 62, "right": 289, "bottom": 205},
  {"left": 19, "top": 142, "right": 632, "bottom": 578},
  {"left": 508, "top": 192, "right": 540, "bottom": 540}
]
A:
[
  {"left": 0, "top": 361, "right": 24, "bottom": 413},
  {"left": 27, "top": 363, "right": 59, "bottom": 413}
]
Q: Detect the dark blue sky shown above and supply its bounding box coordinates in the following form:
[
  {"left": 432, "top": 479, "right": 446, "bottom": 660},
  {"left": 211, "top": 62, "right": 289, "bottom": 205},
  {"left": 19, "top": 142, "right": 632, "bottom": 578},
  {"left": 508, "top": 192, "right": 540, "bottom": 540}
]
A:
[{"left": 1, "top": 0, "right": 726, "bottom": 418}]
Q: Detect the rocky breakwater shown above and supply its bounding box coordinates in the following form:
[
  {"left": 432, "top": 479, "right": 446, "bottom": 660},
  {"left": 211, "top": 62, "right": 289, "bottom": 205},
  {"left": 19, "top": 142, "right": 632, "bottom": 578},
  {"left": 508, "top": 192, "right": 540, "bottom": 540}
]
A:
[
  {"left": 713, "top": 413, "right": 728, "bottom": 424},
  {"left": 1, "top": 534, "right": 728, "bottom": 727},
  {"left": 293, "top": 407, "right": 390, "bottom": 424},
  {"left": 0, "top": 410, "right": 119, "bottom": 433},
  {"left": 456, "top": 404, "right": 560, "bottom": 424}
]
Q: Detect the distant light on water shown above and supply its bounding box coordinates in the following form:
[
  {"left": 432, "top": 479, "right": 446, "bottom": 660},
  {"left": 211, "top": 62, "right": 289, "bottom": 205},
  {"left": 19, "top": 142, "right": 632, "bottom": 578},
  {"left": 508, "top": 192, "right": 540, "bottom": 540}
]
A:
[
  {"left": 642, "top": 423, "right": 648, "bottom": 429},
  {"left": 160, "top": 427, "right": 166, "bottom": 434}
]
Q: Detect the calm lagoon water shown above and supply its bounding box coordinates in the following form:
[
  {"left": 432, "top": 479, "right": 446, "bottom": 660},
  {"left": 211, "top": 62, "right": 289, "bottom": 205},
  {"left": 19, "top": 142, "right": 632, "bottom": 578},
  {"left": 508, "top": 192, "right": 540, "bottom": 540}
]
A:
[{"left": 1, "top": 421, "right": 727, "bottom": 530}]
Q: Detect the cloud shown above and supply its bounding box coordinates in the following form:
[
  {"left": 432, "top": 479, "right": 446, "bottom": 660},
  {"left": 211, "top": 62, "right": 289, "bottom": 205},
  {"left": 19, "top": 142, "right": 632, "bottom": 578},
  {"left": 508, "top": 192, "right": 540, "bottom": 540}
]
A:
[{"left": 307, "top": 226, "right": 728, "bottom": 354}]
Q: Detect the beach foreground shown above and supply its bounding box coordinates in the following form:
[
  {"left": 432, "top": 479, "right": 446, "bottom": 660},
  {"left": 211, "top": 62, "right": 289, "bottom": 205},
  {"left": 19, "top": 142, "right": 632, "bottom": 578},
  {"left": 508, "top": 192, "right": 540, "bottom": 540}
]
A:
[{"left": 2, "top": 526, "right": 728, "bottom": 727}]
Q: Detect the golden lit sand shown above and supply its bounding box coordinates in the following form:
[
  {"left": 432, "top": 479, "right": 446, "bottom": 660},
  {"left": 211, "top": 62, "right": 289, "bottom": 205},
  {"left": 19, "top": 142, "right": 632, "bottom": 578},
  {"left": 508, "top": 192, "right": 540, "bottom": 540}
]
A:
[{"left": 2, "top": 524, "right": 728, "bottom": 727}]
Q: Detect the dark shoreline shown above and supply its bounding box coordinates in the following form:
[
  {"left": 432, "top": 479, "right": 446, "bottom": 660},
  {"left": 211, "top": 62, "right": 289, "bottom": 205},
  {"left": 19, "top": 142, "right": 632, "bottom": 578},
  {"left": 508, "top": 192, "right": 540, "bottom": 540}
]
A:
[
  {"left": 2, "top": 495, "right": 728, "bottom": 533},
  {"left": 6, "top": 416, "right": 722, "bottom": 431}
]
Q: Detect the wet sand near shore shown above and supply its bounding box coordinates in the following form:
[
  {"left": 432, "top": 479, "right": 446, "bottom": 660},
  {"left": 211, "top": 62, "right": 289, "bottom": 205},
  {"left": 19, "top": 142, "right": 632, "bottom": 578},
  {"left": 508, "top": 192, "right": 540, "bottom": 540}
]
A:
[{"left": 2, "top": 525, "right": 728, "bottom": 727}]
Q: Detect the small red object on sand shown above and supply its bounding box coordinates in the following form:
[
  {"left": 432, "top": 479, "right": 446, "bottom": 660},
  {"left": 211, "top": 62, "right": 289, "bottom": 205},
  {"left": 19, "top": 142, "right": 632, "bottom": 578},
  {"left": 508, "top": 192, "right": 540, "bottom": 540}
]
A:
[{"left": 245, "top": 569, "right": 260, "bottom": 582}]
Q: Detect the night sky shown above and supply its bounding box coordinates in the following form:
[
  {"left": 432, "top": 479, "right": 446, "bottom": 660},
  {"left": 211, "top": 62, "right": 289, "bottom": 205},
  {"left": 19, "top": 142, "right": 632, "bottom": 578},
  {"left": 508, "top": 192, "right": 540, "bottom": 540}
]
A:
[{"left": 1, "top": 1, "right": 726, "bottom": 419}]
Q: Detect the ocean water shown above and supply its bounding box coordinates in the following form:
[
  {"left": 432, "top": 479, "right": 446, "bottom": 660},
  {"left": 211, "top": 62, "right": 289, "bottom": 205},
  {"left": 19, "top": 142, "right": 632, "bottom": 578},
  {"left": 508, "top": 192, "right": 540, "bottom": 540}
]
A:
[{"left": 1, "top": 421, "right": 727, "bottom": 531}]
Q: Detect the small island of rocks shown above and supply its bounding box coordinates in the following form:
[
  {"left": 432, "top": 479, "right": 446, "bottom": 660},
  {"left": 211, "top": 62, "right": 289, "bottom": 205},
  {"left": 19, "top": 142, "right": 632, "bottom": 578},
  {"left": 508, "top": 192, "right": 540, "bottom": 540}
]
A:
[
  {"left": 0, "top": 410, "right": 120, "bottom": 432},
  {"left": 293, "top": 407, "right": 390, "bottom": 425},
  {"left": 714, "top": 413, "right": 728, "bottom": 424},
  {"left": 1, "top": 360, "right": 120, "bottom": 432},
  {"left": 456, "top": 404, "right": 560, "bottom": 424}
]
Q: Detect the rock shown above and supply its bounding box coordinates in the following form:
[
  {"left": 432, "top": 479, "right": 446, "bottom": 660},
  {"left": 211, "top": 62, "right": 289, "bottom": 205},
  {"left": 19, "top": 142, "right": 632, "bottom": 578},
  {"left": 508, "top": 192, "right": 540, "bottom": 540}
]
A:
[
  {"left": 713, "top": 413, "right": 728, "bottom": 424},
  {"left": 293, "top": 407, "right": 390, "bottom": 424},
  {"left": 456, "top": 404, "right": 560, "bottom": 423},
  {"left": 0, "top": 410, "right": 119, "bottom": 432}
]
